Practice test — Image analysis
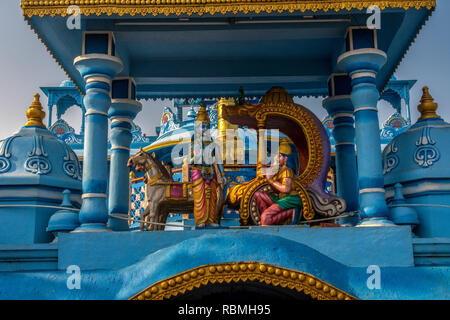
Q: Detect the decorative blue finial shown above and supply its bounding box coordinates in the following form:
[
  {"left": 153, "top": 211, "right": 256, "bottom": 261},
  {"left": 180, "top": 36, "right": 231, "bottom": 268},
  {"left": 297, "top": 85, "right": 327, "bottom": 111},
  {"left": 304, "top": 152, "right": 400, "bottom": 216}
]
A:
[
  {"left": 187, "top": 106, "right": 197, "bottom": 120},
  {"left": 46, "top": 190, "right": 80, "bottom": 240},
  {"left": 394, "top": 183, "right": 406, "bottom": 201},
  {"left": 61, "top": 189, "right": 72, "bottom": 207},
  {"left": 389, "top": 183, "right": 419, "bottom": 229}
]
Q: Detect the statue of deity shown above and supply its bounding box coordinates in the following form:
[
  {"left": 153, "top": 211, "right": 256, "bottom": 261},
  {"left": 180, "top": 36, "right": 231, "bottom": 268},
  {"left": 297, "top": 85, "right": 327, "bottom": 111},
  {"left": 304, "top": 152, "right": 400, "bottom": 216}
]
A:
[
  {"left": 191, "top": 164, "right": 222, "bottom": 227},
  {"left": 254, "top": 141, "right": 303, "bottom": 225},
  {"left": 191, "top": 102, "right": 222, "bottom": 227}
]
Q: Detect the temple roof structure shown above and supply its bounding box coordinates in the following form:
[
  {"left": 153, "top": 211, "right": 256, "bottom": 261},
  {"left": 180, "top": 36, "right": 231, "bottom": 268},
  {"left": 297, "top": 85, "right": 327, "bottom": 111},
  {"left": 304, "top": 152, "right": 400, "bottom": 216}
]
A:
[
  {"left": 383, "top": 87, "right": 450, "bottom": 186},
  {"left": 0, "top": 94, "right": 82, "bottom": 190},
  {"left": 21, "top": 0, "right": 435, "bottom": 100}
]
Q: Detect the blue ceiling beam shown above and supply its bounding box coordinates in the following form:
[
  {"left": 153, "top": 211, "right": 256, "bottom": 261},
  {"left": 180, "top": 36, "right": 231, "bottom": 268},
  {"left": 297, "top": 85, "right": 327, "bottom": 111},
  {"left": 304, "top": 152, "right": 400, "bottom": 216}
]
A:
[{"left": 25, "top": 7, "right": 433, "bottom": 99}]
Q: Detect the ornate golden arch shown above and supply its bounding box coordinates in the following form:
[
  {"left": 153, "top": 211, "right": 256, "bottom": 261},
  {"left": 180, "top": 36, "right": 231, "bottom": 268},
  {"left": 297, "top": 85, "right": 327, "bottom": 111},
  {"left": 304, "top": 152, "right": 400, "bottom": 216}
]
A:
[
  {"left": 223, "top": 87, "right": 327, "bottom": 225},
  {"left": 223, "top": 87, "right": 324, "bottom": 187},
  {"left": 130, "top": 262, "right": 357, "bottom": 300},
  {"left": 253, "top": 110, "right": 323, "bottom": 187}
]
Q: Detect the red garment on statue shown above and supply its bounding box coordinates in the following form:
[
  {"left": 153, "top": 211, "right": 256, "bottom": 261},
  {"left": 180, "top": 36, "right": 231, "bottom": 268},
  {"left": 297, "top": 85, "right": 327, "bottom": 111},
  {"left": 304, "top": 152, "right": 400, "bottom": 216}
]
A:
[{"left": 254, "top": 191, "right": 295, "bottom": 225}]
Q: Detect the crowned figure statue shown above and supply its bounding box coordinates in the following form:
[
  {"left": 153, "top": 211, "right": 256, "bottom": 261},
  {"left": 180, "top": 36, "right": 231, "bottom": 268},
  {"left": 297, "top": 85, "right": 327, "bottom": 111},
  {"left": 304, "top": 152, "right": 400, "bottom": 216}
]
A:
[
  {"left": 191, "top": 102, "right": 222, "bottom": 227},
  {"left": 254, "top": 140, "right": 303, "bottom": 225}
]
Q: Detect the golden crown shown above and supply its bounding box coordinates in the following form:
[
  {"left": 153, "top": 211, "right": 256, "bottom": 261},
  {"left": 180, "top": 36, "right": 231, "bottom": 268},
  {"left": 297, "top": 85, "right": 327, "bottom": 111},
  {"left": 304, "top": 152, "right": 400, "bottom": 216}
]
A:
[{"left": 279, "top": 140, "right": 292, "bottom": 155}]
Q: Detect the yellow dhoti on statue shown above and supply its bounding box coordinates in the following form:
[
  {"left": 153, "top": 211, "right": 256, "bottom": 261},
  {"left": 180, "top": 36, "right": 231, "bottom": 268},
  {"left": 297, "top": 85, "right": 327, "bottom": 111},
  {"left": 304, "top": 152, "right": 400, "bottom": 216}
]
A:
[{"left": 191, "top": 166, "right": 218, "bottom": 226}]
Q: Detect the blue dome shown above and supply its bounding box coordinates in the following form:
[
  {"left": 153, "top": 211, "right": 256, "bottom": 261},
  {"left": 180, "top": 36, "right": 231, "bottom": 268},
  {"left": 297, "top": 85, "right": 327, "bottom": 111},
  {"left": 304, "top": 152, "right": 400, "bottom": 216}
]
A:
[
  {"left": 0, "top": 94, "right": 82, "bottom": 244},
  {"left": 383, "top": 88, "right": 450, "bottom": 186},
  {"left": 0, "top": 95, "right": 82, "bottom": 191},
  {"left": 382, "top": 87, "right": 450, "bottom": 238}
]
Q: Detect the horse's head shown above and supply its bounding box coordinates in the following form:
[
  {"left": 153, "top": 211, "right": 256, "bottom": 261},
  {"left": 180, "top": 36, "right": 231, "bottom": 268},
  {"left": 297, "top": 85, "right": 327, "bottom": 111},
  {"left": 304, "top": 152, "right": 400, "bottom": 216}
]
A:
[
  {"left": 128, "top": 149, "right": 172, "bottom": 184},
  {"left": 127, "top": 148, "right": 152, "bottom": 172}
]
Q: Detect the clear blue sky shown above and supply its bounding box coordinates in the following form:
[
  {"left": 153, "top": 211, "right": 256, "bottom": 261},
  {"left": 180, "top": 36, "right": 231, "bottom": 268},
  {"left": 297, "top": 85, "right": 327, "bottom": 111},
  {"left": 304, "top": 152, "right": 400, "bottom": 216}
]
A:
[{"left": 0, "top": 1, "right": 449, "bottom": 140}]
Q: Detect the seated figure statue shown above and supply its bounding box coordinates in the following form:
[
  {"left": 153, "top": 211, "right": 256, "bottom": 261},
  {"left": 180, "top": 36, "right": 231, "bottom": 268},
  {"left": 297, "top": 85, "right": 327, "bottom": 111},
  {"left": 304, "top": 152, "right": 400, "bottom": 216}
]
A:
[{"left": 254, "top": 141, "right": 303, "bottom": 225}]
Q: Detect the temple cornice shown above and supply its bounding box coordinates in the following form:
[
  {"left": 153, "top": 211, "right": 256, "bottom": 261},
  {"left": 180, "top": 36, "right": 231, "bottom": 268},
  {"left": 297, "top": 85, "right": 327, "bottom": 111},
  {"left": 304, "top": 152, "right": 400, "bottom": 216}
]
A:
[{"left": 21, "top": 0, "right": 436, "bottom": 18}]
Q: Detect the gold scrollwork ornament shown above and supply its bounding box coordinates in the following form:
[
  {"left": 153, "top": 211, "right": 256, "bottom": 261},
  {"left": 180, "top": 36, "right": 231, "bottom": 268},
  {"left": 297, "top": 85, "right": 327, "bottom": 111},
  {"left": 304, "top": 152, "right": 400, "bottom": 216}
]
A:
[
  {"left": 22, "top": 1, "right": 436, "bottom": 18},
  {"left": 130, "top": 262, "right": 357, "bottom": 300}
]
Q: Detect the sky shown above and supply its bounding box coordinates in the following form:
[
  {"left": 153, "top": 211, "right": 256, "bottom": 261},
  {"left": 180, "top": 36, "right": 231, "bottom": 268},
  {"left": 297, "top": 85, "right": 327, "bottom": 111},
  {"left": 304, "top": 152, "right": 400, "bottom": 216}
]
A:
[{"left": 0, "top": 1, "right": 449, "bottom": 140}]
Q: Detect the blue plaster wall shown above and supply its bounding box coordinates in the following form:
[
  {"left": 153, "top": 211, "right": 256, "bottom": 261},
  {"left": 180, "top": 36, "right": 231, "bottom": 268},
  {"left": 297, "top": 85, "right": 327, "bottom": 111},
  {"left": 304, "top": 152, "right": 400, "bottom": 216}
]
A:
[
  {"left": 0, "top": 228, "right": 448, "bottom": 300},
  {"left": 0, "top": 243, "right": 57, "bottom": 272},
  {"left": 57, "top": 226, "right": 414, "bottom": 271},
  {"left": 0, "top": 204, "right": 56, "bottom": 244}
]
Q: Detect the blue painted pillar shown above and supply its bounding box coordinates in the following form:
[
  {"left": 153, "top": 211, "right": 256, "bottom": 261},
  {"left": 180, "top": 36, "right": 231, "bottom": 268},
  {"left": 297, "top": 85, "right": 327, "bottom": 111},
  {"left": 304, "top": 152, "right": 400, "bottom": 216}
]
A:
[
  {"left": 80, "top": 106, "right": 86, "bottom": 136},
  {"left": 73, "top": 55, "right": 123, "bottom": 232},
  {"left": 48, "top": 104, "right": 53, "bottom": 128},
  {"left": 323, "top": 94, "right": 359, "bottom": 226},
  {"left": 177, "top": 106, "right": 183, "bottom": 122},
  {"left": 107, "top": 98, "right": 142, "bottom": 231},
  {"left": 338, "top": 49, "right": 394, "bottom": 226}
]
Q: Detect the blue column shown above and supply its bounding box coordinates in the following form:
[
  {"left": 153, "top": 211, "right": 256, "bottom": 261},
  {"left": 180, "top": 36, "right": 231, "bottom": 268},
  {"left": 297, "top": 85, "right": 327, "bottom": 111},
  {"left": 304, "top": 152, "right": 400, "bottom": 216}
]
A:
[
  {"left": 338, "top": 50, "right": 394, "bottom": 226},
  {"left": 323, "top": 96, "right": 359, "bottom": 226},
  {"left": 107, "top": 99, "right": 142, "bottom": 231},
  {"left": 177, "top": 106, "right": 183, "bottom": 122},
  {"left": 80, "top": 106, "right": 86, "bottom": 136},
  {"left": 73, "top": 55, "right": 123, "bottom": 232},
  {"left": 48, "top": 104, "right": 53, "bottom": 128},
  {"left": 405, "top": 96, "right": 412, "bottom": 124}
]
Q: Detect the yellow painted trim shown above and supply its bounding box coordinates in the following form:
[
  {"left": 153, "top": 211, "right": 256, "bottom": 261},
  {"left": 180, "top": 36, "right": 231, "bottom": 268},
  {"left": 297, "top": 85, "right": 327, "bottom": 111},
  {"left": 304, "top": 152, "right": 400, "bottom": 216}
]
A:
[
  {"left": 147, "top": 172, "right": 164, "bottom": 186},
  {"left": 78, "top": 156, "right": 111, "bottom": 161},
  {"left": 165, "top": 182, "right": 190, "bottom": 200},
  {"left": 129, "top": 261, "right": 357, "bottom": 300},
  {"left": 142, "top": 139, "right": 186, "bottom": 152},
  {"left": 165, "top": 184, "right": 171, "bottom": 199},
  {"left": 22, "top": 1, "right": 436, "bottom": 18}
]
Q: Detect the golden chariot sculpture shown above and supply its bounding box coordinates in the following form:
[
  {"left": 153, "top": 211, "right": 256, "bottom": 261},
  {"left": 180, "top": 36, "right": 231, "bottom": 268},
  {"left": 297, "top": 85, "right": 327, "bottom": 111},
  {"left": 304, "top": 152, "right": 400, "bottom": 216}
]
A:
[{"left": 224, "top": 87, "right": 346, "bottom": 226}]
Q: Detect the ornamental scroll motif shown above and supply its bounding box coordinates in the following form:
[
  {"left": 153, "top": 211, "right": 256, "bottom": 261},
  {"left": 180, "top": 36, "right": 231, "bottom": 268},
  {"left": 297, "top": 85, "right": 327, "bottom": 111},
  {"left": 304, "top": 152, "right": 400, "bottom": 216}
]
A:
[
  {"left": 50, "top": 119, "right": 83, "bottom": 145},
  {"left": 383, "top": 141, "right": 399, "bottom": 174},
  {"left": 0, "top": 137, "right": 16, "bottom": 173},
  {"left": 131, "top": 122, "right": 152, "bottom": 144},
  {"left": 25, "top": 136, "right": 51, "bottom": 175},
  {"left": 414, "top": 127, "right": 440, "bottom": 168},
  {"left": 380, "top": 113, "right": 409, "bottom": 140},
  {"left": 208, "top": 105, "right": 218, "bottom": 129},
  {"left": 158, "top": 107, "right": 180, "bottom": 138},
  {"left": 59, "top": 140, "right": 82, "bottom": 180}
]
